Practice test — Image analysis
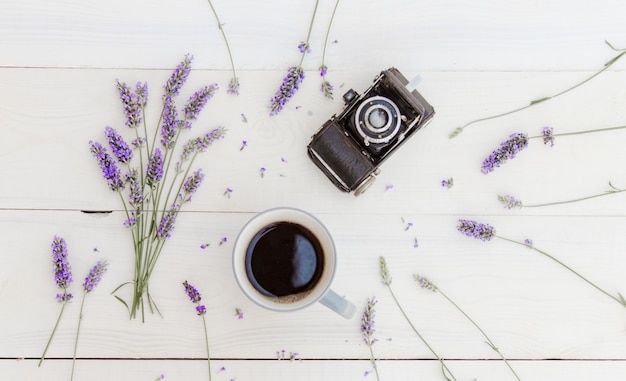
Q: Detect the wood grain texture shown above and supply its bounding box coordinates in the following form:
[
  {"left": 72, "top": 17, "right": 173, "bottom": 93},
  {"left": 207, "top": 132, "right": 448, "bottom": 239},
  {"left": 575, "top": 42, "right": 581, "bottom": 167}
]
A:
[{"left": 3, "top": 0, "right": 626, "bottom": 379}]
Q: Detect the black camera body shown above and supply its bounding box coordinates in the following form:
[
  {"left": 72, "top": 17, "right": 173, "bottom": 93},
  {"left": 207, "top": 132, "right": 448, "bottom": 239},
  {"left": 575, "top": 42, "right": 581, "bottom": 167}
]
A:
[{"left": 307, "top": 68, "right": 435, "bottom": 195}]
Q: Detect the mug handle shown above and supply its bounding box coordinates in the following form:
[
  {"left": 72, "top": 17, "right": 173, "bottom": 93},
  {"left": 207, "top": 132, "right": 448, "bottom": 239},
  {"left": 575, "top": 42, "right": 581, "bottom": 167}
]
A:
[{"left": 319, "top": 289, "right": 356, "bottom": 319}]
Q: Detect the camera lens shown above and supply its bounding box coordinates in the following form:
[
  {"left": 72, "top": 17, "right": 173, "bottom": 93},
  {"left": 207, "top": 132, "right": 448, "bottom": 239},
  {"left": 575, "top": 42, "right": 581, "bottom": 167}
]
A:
[
  {"left": 354, "top": 96, "right": 401, "bottom": 145},
  {"left": 368, "top": 109, "right": 389, "bottom": 129}
]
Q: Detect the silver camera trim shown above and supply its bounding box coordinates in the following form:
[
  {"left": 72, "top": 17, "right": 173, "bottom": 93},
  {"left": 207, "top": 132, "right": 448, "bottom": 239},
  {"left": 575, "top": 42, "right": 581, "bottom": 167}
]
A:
[{"left": 354, "top": 95, "right": 402, "bottom": 146}]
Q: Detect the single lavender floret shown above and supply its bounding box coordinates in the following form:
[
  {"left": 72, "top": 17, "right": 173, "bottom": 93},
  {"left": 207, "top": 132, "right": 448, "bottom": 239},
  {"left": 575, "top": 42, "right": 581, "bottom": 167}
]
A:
[
  {"left": 146, "top": 148, "right": 164, "bottom": 187},
  {"left": 183, "top": 84, "right": 218, "bottom": 121},
  {"left": 298, "top": 42, "right": 311, "bottom": 54},
  {"left": 269, "top": 66, "right": 305, "bottom": 116},
  {"left": 481, "top": 133, "right": 529, "bottom": 174},
  {"left": 89, "top": 140, "right": 125, "bottom": 191},
  {"left": 227, "top": 77, "right": 240, "bottom": 96},
  {"left": 542, "top": 126, "right": 555, "bottom": 147},
  {"left": 164, "top": 54, "right": 193, "bottom": 98},
  {"left": 157, "top": 204, "right": 180, "bottom": 240},
  {"left": 498, "top": 194, "right": 523, "bottom": 209},
  {"left": 116, "top": 80, "right": 142, "bottom": 128},
  {"left": 160, "top": 96, "right": 179, "bottom": 149},
  {"left": 105, "top": 126, "right": 133, "bottom": 164},
  {"left": 183, "top": 169, "right": 205, "bottom": 200},
  {"left": 457, "top": 219, "right": 496, "bottom": 241},
  {"left": 83, "top": 261, "right": 108, "bottom": 292}
]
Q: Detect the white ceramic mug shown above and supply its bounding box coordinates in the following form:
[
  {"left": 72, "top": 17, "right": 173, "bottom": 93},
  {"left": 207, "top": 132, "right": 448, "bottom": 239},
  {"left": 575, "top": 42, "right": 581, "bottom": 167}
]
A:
[{"left": 232, "top": 207, "right": 356, "bottom": 319}]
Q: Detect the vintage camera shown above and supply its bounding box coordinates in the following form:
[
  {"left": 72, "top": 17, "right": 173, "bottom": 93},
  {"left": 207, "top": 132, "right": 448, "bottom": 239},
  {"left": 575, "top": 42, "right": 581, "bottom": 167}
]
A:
[{"left": 307, "top": 68, "right": 435, "bottom": 195}]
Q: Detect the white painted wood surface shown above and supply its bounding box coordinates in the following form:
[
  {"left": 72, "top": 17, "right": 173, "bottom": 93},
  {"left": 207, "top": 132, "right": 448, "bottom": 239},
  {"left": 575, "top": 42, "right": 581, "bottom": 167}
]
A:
[{"left": 2, "top": 0, "right": 626, "bottom": 380}]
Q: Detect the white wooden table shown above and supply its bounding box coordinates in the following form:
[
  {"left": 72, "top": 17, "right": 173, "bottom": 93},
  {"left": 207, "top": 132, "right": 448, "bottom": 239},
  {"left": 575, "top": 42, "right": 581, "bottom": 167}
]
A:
[{"left": 3, "top": 0, "right": 626, "bottom": 380}]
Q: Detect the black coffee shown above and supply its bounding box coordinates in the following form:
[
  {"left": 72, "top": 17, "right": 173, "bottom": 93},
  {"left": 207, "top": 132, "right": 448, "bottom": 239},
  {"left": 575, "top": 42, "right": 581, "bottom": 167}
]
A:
[{"left": 245, "top": 222, "right": 325, "bottom": 298}]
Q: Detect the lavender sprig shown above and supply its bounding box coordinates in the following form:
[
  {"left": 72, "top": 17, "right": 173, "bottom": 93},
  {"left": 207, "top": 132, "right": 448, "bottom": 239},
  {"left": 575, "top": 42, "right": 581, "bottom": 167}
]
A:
[
  {"left": 105, "top": 126, "right": 133, "bottom": 164},
  {"left": 90, "top": 56, "right": 226, "bottom": 322},
  {"left": 456, "top": 219, "right": 626, "bottom": 309},
  {"left": 39, "top": 236, "right": 73, "bottom": 367},
  {"left": 206, "top": 0, "right": 239, "bottom": 95},
  {"left": 379, "top": 256, "right": 458, "bottom": 381},
  {"left": 449, "top": 41, "right": 626, "bottom": 138},
  {"left": 164, "top": 54, "right": 193, "bottom": 98},
  {"left": 319, "top": 0, "right": 340, "bottom": 99},
  {"left": 71, "top": 261, "right": 108, "bottom": 381},
  {"left": 89, "top": 141, "right": 125, "bottom": 191},
  {"left": 499, "top": 182, "right": 626, "bottom": 210},
  {"left": 413, "top": 274, "right": 521, "bottom": 380},
  {"left": 116, "top": 80, "right": 143, "bottom": 128},
  {"left": 183, "top": 280, "right": 212, "bottom": 381},
  {"left": 361, "top": 297, "right": 380, "bottom": 381},
  {"left": 486, "top": 124, "right": 626, "bottom": 173},
  {"left": 481, "top": 133, "right": 528, "bottom": 174},
  {"left": 269, "top": 66, "right": 305, "bottom": 116},
  {"left": 183, "top": 85, "right": 218, "bottom": 121},
  {"left": 269, "top": 0, "right": 319, "bottom": 115}
]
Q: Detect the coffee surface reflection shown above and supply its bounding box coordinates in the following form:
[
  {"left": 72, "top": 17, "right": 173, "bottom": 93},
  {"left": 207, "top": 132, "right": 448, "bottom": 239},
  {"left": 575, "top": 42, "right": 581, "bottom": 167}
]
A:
[{"left": 245, "top": 222, "right": 324, "bottom": 299}]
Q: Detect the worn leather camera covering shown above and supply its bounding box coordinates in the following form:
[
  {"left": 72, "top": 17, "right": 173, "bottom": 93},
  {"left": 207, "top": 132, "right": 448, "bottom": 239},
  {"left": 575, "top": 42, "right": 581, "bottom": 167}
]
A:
[{"left": 308, "top": 119, "right": 375, "bottom": 191}]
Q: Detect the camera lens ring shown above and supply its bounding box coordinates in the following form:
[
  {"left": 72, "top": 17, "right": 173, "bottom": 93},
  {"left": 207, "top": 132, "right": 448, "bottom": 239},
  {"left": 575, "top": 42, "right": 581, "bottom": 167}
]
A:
[{"left": 354, "top": 96, "right": 401, "bottom": 145}]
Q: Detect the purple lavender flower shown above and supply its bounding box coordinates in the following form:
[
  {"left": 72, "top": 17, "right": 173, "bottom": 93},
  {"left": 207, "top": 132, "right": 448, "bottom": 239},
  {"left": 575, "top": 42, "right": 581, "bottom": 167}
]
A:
[
  {"left": 182, "top": 280, "right": 206, "bottom": 315},
  {"left": 164, "top": 55, "right": 193, "bottom": 98},
  {"left": 89, "top": 141, "right": 125, "bottom": 191},
  {"left": 135, "top": 81, "right": 149, "bottom": 108},
  {"left": 414, "top": 274, "right": 438, "bottom": 292},
  {"left": 125, "top": 169, "right": 143, "bottom": 206},
  {"left": 498, "top": 194, "right": 523, "bottom": 209},
  {"left": 183, "top": 169, "right": 204, "bottom": 200},
  {"left": 319, "top": 65, "right": 328, "bottom": 77},
  {"left": 146, "top": 148, "right": 164, "bottom": 187},
  {"left": 116, "top": 80, "right": 142, "bottom": 128},
  {"left": 457, "top": 219, "right": 496, "bottom": 241},
  {"left": 481, "top": 133, "right": 529, "bottom": 174},
  {"left": 361, "top": 297, "right": 377, "bottom": 346},
  {"left": 227, "top": 77, "right": 240, "bottom": 96},
  {"left": 104, "top": 126, "right": 133, "bottom": 164},
  {"left": 82, "top": 261, "right": 108, "bottom": 292},
  {"left": 542, "top": 126, "right": 555, "bottom": 147},
  {"left": 157, "top": 204, "right": 180, "bottom": 239},
  {"left": 269, "top": 66, "right": 305, "bottom": 116},
  {"left": 298, "top": 42, "right": 311, "bottom": 54},
  {"left": 441, "top": 178, "right": 454, "bottom": 189},
  {"left": 183, "top": 84, "right": 218, "bottom": 121},
  {"left": 51, "top": 236, "right": 73, "bottom": 301},
  {"left": 320, "top": 81, "right": 334, "bottom": 99},
  {"left": 160, "top": 96, "right": 179, "bottom": 149}
]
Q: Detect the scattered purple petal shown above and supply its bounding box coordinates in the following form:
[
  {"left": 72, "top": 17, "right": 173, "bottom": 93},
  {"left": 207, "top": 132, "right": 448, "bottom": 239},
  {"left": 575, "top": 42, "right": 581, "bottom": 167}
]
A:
[
  {"left": 224, "top": 187, "right": 233, "bottom": 198},
  {"left": 240, "top": 140, "right": 248, "bottom": 151},
  {"left": 260, "top": 167, "right": 266, "bottom": 178},
  {"left": 385, "top": 184, "right": 394, "bottom": 192},
  {"left": 235, "top": 308, "right": 244, "bottom": 319},
  {"left": 441, "top": 178, "right": 454, "bottom": 189}
]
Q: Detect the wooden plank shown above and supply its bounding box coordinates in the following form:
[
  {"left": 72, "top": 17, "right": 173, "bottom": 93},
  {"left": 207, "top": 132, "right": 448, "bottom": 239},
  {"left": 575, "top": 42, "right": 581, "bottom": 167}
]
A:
[
  {"left": 5, "top": 359, "right": 626, "bottom": 381},
  {"left": 1, "top": 69, "right": 626, "bottom": 216},
  {"left": 2, "top": 210, "right": 625, "bottom": 360}
]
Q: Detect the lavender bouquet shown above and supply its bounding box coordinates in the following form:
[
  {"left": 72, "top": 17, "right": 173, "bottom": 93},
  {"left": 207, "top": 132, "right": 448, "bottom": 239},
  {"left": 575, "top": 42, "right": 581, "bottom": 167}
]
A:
[{"left": 89, "top": 55, "right": 226, "bottom": 321}]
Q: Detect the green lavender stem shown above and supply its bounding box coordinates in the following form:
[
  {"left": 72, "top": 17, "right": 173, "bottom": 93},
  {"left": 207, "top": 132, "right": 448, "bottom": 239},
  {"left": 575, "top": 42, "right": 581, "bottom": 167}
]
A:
[
  {"left": 38, "top": 300, "right": 68, "bottom": 367},
  {"left": 497, "top": 235, "right": 626, "bottom": 308},
  {"left": 70, "top": 293, "right": 87, "bottom": 381},
  {"left": 298, "top": 0, "right": 320, "bottom": 67},
  {"left": 206, "top": 0, "right": 237, "bottom": 86},
  {"left": 202, "top": 314, "right": 212, "bottom": 381},
  {"left": 384, "top": 284, "right": 457, "bottom": 381},
  {"left": 320, "top": 0, "right": 340, "bottom": 70},
  {"left": 367, "top": 345, "right": 380, "bottom": 381},
  {"left": 449, "top": 41, "right": 626, "bottom": 139},
  {"left": 379, "top": 257, "right": 458, "bottom": 381},
  {"left": 427, "top": 282, "right": 521, "bottom": 381}
]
